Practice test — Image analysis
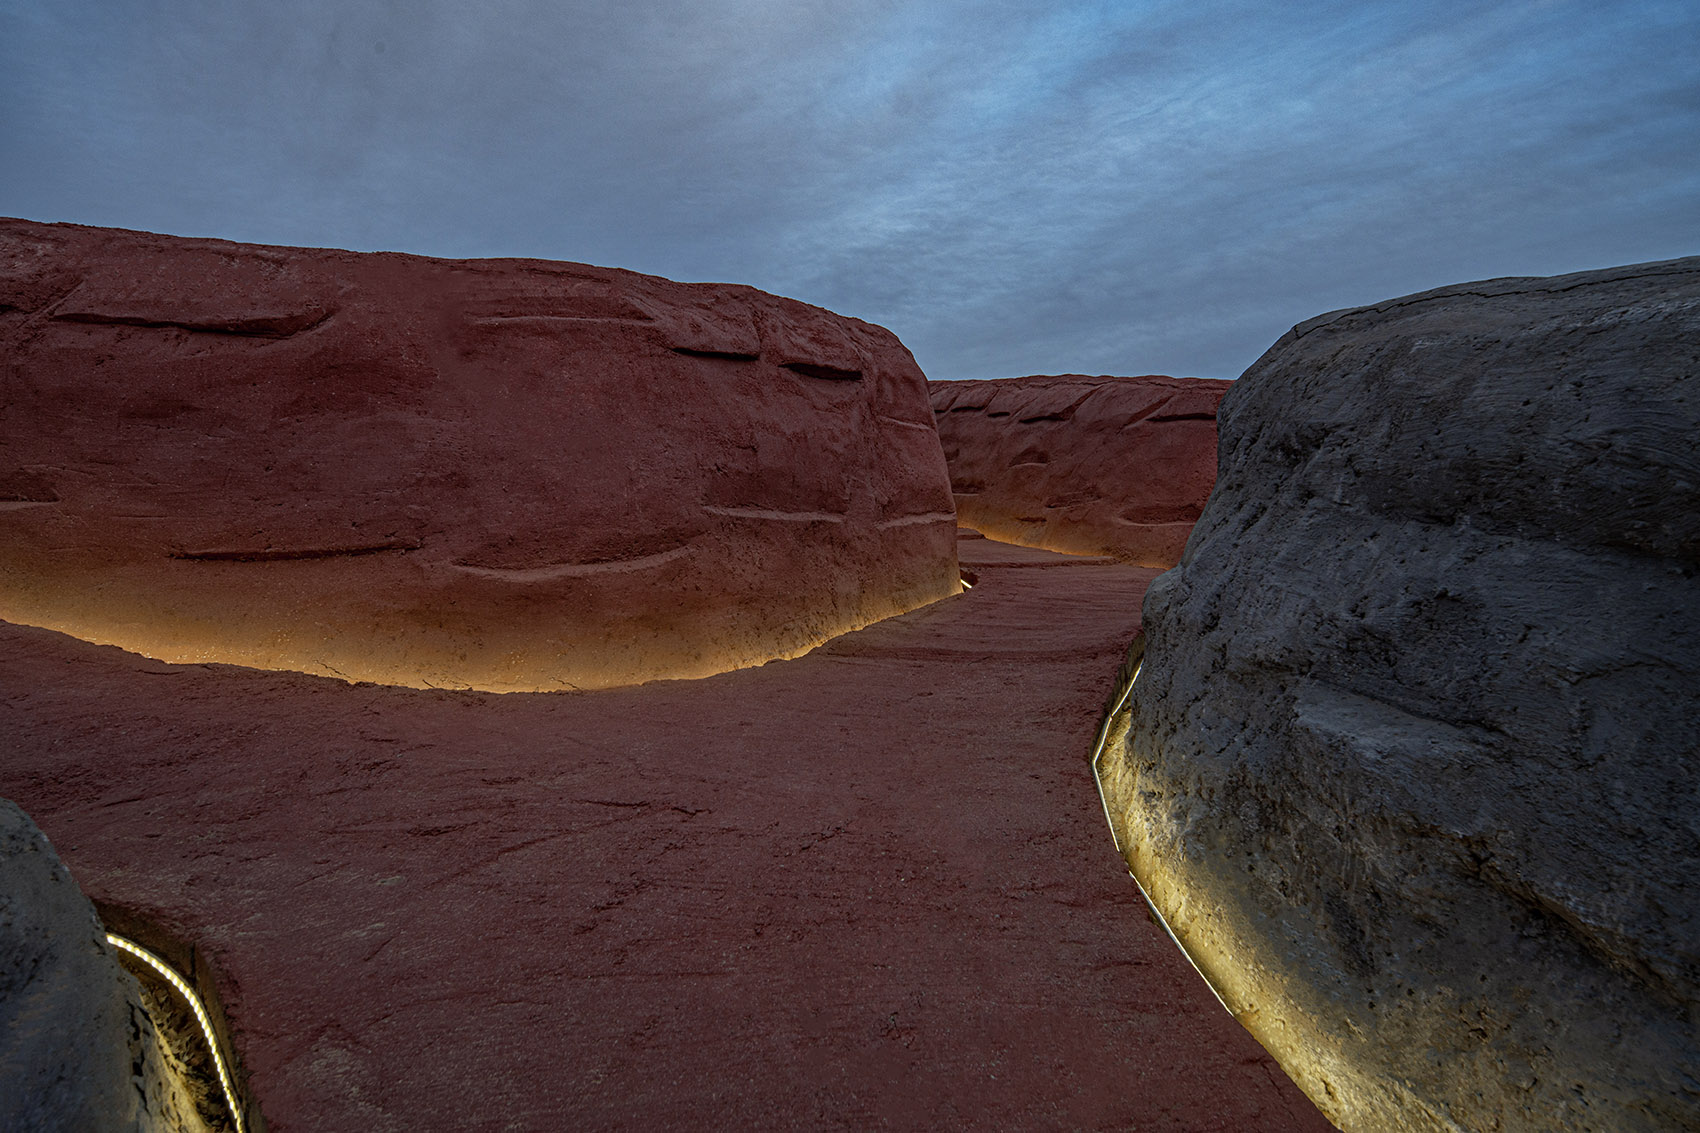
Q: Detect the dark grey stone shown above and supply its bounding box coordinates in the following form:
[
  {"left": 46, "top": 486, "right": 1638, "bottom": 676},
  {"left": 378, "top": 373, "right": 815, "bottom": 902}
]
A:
[
  {"left": 1103, "top": 257, "right": 1700, "bottom": 1132},
  {"left": 0, "top": 798, "right": 209, "bottom": 1132}
]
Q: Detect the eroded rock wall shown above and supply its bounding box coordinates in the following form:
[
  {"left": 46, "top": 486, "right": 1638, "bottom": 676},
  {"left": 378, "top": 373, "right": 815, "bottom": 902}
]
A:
[
  {"left": 929, "top": 374, "right": 1229, "bottom": 567},
  {"left": 0, "top": 799, "right": 211, "bottom": 1133},
  {"left": 1102, "top": 258, "right": 1700, "bottom": 1131},
  {"left": 0, "top": 218, "right": 958, "bottom": 691}
]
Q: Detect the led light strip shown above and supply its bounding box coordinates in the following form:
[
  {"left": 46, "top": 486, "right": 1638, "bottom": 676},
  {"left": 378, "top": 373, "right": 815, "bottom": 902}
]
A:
[
  {"left": 106, "top": 933, "right": 245, "bottom": 1133},
  {"left": 1088, "top": 662, "right": 1234, "bottom": 1016}
]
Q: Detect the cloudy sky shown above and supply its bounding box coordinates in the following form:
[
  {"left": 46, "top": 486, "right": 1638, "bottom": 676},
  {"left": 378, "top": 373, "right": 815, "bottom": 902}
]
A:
[{"left": 3, "top": 0, "right": 1696, "bottom": 380}]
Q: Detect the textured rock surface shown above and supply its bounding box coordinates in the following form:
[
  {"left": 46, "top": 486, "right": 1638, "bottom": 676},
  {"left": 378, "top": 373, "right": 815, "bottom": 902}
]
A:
[
  {"left": 0, "top": 217, "right": 957, "bottom": 692},
  {"left": 1102, "top": 258, "right": 1700, "bottom": 1131},
  {"left": 929, "top": 375, "right": 1229, "bottom": 567},
  {"left": 0, "top": 531, "right": 1331, "bottom": 1132},
  {"left": 0, "top": 799, "right": 210, "bottom": 1133}
]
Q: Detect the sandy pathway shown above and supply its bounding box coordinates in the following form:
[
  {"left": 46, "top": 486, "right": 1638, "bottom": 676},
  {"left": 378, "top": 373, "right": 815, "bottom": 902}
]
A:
[{"left": 0, "top": 533, "right": 1330, "bottom": 1131}]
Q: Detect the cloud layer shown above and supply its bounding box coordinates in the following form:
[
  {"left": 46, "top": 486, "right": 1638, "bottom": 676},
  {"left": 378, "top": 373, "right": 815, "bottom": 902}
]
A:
[{"left": 4, "top": 0, "right": 1696, "bottom": 378}]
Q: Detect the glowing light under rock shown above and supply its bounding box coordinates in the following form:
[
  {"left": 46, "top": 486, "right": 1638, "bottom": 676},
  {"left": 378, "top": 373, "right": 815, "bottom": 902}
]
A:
[
  {"left": 1089, "top": 661, "right": 1234, "bottom": 1016},
  {"left": 106, "top": 933, "right": 245, "bottom": 1133},
  {"left": 0, "top": 571, "right": 963, "bottom": 693}
]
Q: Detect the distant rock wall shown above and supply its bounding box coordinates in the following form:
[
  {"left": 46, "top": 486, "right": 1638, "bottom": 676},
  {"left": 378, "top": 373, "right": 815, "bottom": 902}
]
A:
[
  {"left": 1102, "top": 258, "right": 1700, "bottom": 1131},
  {"left": 0, "top": 798, "right": 210, "bottom": 1133},
  {"left": 929, "top": 375, "right": 1229, "bottom": 567},
  {"left": 0, "top": 218, "right": 959, "bottom": 691}
]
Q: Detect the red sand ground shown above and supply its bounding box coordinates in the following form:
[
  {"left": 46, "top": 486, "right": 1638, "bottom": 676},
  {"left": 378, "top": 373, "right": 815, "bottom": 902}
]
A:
[{"left": 0, "top": 532, "right": 1331, "bottom": 1131}]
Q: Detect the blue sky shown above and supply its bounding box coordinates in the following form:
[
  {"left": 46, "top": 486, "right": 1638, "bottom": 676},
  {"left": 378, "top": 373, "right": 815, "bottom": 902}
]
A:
[{"left": 3, "top": 0, "right": 1696, "bottom": 379}]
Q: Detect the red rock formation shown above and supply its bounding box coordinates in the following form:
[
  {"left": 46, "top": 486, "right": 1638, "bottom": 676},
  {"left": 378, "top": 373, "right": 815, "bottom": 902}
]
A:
[
  {"left": 0, "top": 218, "right": 958, "bottom": 692},
  {"left": 930, "top": 374, "right": 1231, "bottom": 567},
  {"left": 0, "top": 531, "right": 1330, "bottom": 1131}
]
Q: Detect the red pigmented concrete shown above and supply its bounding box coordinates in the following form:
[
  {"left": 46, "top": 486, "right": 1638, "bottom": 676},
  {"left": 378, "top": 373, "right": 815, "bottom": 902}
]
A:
[
  {"left": 0, "top": 533, "right": 1330, "bottom": 1131},
  {"left": 0, "top": 218, "right": 957, "bottom": 692},
  {"left": 930, "top": 375, "right": 1231, "bottom": 567}
]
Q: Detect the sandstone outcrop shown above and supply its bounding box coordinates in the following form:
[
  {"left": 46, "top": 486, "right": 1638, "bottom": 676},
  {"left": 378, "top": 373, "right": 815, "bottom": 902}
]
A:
[
  {"left": 929, "top": 374, "right": 1229, "bottom": 567},
  {"left": 0, "top": 799, "right": 211, "bottom": 1132},
  {"left": 1101, "top": 258, "right": 1700, "bottom": 1130},
  {"left": 0, "top": 218, "right": 958, "bottom": 692}
]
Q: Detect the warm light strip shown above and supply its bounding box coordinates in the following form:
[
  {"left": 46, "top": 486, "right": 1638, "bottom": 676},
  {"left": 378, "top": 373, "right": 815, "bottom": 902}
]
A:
[
  {"left": 1088, "top": 665, "right": 1138, "bottom": 855},
  {"left": 1088, "top": 662, "right": 1234, "bottom": 1016},
  {"left": 106, "top": 933, "right": 245, "bottom": 1133},
  {"left": 960, "top": 576, "right": 974, "bottom": 590}
]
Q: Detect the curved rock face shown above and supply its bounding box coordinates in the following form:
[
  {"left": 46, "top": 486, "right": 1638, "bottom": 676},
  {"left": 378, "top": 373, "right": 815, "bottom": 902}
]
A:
[
  {"left": 929, "top": 374, "right": 1229, "bottom": 567},
  {"left": 0, "top": 799, "right": 209, "bottom": 1133},
  {"left": 1102, "top": 258, "right": 1700, "bottom": 1131},
  {"left": 0, "top": 218, "right": 958, "bottom": 692}
]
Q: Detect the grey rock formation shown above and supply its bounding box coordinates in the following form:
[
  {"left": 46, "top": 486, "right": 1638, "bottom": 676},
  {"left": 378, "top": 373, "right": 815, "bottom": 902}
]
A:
[
  {"left": 0, "top": 798, "right": 210, "bottom": 1132},
  {"left": 1101, "top": 258, "right": 1700, "bottom": 1132}
]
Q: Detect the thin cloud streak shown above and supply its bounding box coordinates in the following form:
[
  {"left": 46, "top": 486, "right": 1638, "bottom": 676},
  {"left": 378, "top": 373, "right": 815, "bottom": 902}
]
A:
[{"left": 2, "top": 0, "right": 1696, "bottom": 379}]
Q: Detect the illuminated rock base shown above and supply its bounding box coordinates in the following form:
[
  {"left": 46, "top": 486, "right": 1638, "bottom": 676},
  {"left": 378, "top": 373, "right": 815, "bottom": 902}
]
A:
[
  {"left": 0, "top": 217, "right": 960, "bottom": 691},
  {"left": 1105, "top": 257, "right": 1700, "bottom": 1132}
]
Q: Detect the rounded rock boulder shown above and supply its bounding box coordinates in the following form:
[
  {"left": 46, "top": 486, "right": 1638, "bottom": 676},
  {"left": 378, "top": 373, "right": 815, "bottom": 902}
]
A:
[{"left": 0, "top": 218, "right": 960, "bottom": 692}]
